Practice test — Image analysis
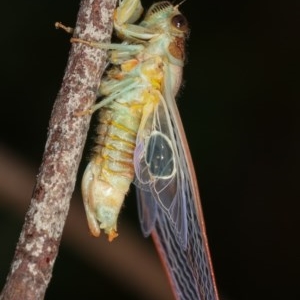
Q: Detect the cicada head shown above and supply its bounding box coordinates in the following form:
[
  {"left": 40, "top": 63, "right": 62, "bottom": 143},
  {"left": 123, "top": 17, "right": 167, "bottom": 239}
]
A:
[{"left": 142, "top": 1, "right": 189, "bottom": 38}]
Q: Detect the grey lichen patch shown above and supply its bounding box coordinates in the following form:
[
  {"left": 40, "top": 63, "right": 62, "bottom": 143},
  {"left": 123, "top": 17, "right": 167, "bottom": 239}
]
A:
[
  {"left": 10, "top": 258, "right": 22, "bottom": 274},
  {"left": 52, "top": 141, "right": 61, "bottom": 153},
  {"left": 100, "top": 5, "right": 112, "bottom": 25},
  {"left": 32, "top": 202, "right": 64, "bottom": 240},
  {"left": 25, "top": 236, "right": 45, "bottom": 257},
  {"left": 84, "top": 23, "right": 100, "bottom": 36},
  {"left": 28, "top": 262, "right": 38, "bottom": 276}
]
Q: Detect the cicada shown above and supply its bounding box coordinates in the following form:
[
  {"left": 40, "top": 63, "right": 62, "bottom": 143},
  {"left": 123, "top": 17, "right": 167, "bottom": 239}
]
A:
[{"left": 58, "top": 0, "right": 219, "bottom": 299}]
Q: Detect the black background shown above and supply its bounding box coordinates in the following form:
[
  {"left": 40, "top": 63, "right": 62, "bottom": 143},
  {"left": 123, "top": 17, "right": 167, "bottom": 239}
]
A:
[{"left": 0, "top": 1, "right": 299, "bottom": 299}]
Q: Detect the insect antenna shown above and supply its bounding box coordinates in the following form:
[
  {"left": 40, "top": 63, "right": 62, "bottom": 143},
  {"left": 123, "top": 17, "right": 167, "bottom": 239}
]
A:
[{"left": 174, "top": 0, "right": 187, "bottom": 9}]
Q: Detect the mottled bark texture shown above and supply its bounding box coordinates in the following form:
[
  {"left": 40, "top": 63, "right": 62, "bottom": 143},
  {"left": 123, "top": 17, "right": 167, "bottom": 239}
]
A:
[{"left": 0, "top": 0, "right": 117, "bottom": 299}]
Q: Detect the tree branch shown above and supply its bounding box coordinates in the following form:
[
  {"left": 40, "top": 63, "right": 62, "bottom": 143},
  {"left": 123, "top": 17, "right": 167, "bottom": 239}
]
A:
[
  {"left": 0, "top": 1, "right": 117, "bottom": 299},
  {"left": 0, "top": 145, "right": 174, "bottom": 300}
]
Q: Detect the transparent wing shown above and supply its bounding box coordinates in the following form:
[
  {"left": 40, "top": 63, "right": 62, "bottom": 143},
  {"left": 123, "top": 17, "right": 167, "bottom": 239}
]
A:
[
  {"left": 134, "top": 63, "right": 219, "bottom": 300},
  {"left": 134, "top": 85, "right": 188, "bottom": 248}
]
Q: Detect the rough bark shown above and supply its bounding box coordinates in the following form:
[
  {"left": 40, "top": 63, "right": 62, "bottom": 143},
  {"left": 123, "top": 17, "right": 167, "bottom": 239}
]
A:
[{"left": 0, "top": 0, "right": 117, "bottom": 299}]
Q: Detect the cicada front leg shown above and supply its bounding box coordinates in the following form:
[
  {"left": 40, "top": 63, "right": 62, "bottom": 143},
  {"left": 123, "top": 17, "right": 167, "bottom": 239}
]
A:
[
  {"left": 114, "top": 0, "right": 143, "bottom": 25},
  {"left": 113, "top": 0, "right": 156, "bottom": 41}
]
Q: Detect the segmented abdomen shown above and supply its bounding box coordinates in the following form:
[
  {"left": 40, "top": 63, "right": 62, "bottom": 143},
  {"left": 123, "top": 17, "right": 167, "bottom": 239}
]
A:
[
  {"left": 81, "top": 55, "right": 163, "bottom": 240},
  {"left": 93, "top": 103, "right": 141, "bottom": 187}
]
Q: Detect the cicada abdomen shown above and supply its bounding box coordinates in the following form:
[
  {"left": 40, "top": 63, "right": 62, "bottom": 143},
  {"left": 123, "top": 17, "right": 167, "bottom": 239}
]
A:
[
  {"left": 82, "top": 56, "right": 164, "bottom": 241},
  {"left": 81, "top": 104, "right": 136, "bottom": 241}
]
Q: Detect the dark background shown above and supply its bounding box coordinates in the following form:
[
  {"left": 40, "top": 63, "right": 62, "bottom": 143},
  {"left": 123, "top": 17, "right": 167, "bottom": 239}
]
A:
[{"left": 0, "top": 0, "right": 299, "bottom": 299}]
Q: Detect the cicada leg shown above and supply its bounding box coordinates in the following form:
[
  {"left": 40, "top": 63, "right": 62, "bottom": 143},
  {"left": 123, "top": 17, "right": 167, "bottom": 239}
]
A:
[
  {"left": 55, "top": 22, "right": 74, "bottom": 34},
  {"left": 113, "top": 0, "right": 156, "bottom": 41},
  {"left": 114, "top": 0, "right": 143, "bottom": 25}
]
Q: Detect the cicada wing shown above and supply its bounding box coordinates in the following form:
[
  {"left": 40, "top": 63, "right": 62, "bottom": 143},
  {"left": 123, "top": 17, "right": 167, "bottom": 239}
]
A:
[
  {"left": 134, "top": 93, "right": 188, "bottom": 248},
  {"left": 135, "top": 63, "right": 219, "bottom": 299},
  {"left": 135, "top": 188, "right": 157, "bottom": 237}
]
